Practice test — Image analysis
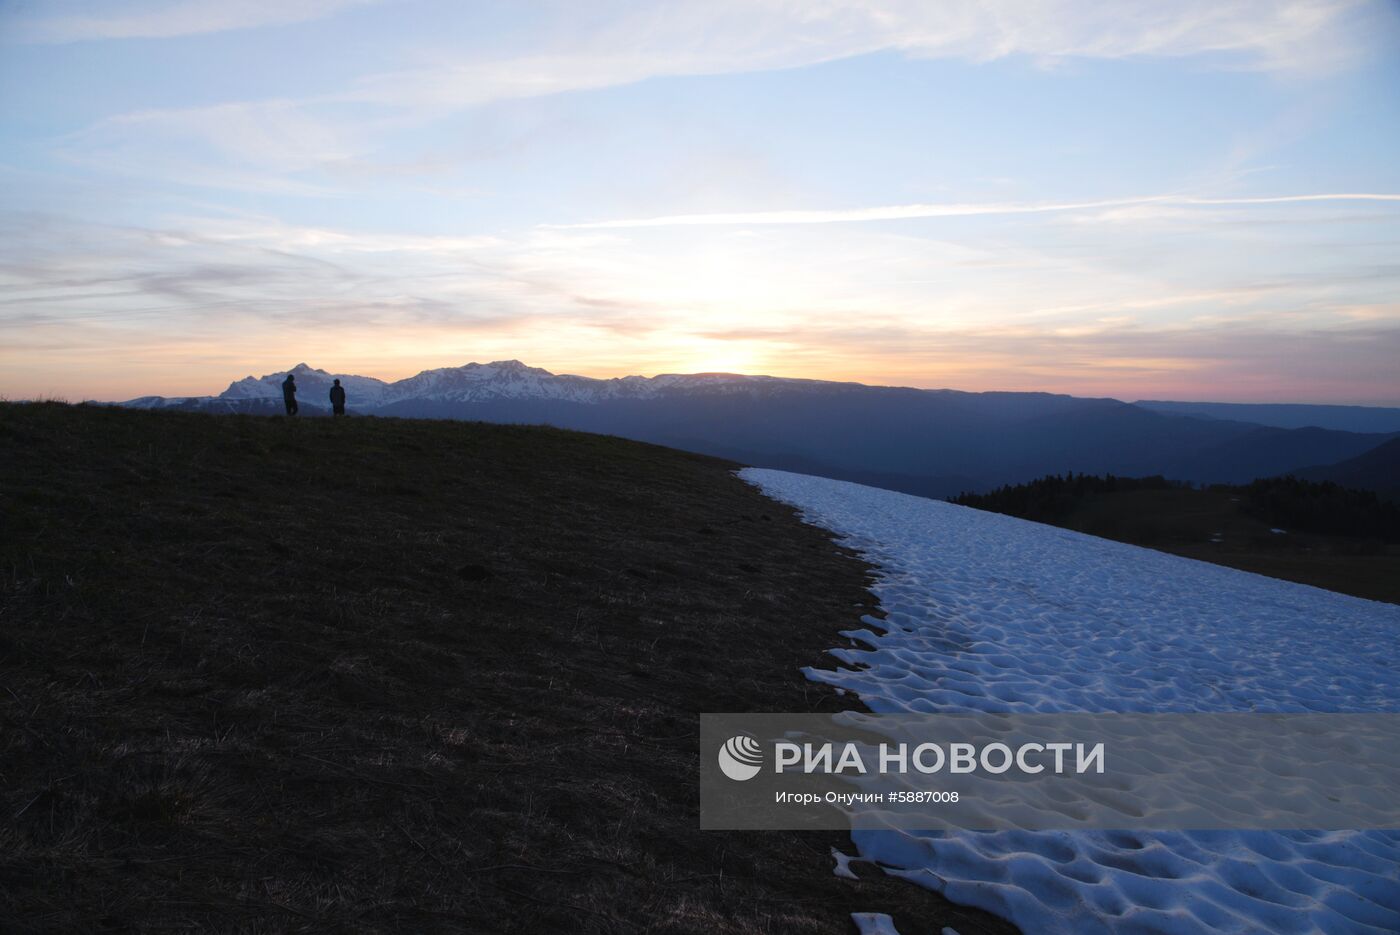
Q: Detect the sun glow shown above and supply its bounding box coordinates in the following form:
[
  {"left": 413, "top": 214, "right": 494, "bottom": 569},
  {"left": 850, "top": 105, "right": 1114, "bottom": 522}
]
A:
[{"left": 666, "top": 339, "right": 763, "bottom": 376}]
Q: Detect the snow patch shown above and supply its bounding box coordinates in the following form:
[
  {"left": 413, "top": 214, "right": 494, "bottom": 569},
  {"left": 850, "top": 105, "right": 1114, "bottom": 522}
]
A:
[
  {"left": 832, "top": 846, "right": 861, "bottom": 880},
  {"left": 851, "top": 912, "right": 902, "bottom": 934},
  {"left": 741, "top": 468, "right": 1400, "bottom": 935}
]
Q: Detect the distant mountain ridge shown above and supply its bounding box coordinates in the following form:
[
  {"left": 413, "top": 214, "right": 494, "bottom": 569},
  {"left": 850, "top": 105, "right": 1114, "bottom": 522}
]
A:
[
  {"left": 1136, "top": 400, "right": 1400, "bottom": 434},
  {"left": 119, "top": 361, "right": 1399, "bottom": 497},
  {"left": 212, "top": 360, "right": 841, "bottom": 406}
]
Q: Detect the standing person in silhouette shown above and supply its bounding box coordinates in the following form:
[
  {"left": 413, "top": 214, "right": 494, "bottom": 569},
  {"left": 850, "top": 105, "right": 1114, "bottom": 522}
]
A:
[
  {"left": 282, "top": 373, "right": 298, "bottom": 416},
  {"left": 329, "top": 378, "right": 346, "bottom": 416}
]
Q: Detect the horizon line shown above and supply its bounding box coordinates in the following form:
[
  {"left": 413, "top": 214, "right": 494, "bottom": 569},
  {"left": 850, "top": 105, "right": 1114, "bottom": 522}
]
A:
[{"left": 67, "top": 359, "right": 1400, "bottom": 410}]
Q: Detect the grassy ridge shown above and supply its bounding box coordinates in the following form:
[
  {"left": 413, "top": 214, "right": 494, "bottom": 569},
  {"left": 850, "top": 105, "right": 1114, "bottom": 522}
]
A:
[{"left": 0, "top": 404, "right": 1016, "bottom": 935}]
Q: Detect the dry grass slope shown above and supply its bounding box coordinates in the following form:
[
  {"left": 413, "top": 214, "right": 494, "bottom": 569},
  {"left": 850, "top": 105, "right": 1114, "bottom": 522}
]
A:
[{"left": 0, "top": 403, "right": 1017, "bottom": 935}]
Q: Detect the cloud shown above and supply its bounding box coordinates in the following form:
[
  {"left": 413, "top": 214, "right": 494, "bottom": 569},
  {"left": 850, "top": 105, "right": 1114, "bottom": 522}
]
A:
[
  {"left": 5, "top": 195, "right": 1393, "bottom": 341},
  {"left": 16, "top": 0, "right": 1365, "bottom": 65},
  {"left": 38, "top": 1, "right": 1381, "bottom": 189},
  {"left": 5, "top": 167, "right": 1398, "bottom": 400},
  {"left": 9, "top": 0, "right": 379, "bottom": 43},
  {"left": 51, "top": 99, "right": 389, "bottom": 194},
  {"left": 298, "top": 2, "right": 1392, "bottom": 124},
  {"left": 700, "top": 317, "right": 1400, "bottom": 402},
  {"left": 547, "top": 192, "right": 1400, "bottom": 229}
]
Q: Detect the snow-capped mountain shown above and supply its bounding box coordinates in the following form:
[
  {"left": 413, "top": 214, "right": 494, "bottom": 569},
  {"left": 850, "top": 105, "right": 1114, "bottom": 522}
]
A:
[
  {"left": 132, "top": 359, "right": 830, "bottom": 411},
  {"left": 370, "top": 360, "right": 814, "bottom": 404},
  {"left": 116, "top": 360, "right": 1399, "bottom": 498},
  {"left": 219, "top": 362, "right": 393, "bottom": 407}
]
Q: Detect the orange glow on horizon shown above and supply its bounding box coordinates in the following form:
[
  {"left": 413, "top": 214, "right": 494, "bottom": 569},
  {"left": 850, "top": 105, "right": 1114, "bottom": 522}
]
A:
[{"left": 3, "top": 310, "right": 1396, "bottom": 407}]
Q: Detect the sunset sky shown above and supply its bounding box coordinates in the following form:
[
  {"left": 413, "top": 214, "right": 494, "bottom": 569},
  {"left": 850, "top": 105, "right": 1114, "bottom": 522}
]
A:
[{"left": 2, "top": 0, "right": 1399, "bottom": 403}]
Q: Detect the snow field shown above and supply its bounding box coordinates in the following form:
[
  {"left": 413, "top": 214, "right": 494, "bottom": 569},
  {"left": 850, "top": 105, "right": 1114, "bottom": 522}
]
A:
[{"left": 741, "top": 468, "right": 1400, "bottom": 935}]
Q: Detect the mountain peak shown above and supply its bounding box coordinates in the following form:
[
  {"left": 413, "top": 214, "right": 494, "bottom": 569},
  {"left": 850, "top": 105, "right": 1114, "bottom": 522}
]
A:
[{"left": 476, "top": 359, "right": 550, "bottom": 375}]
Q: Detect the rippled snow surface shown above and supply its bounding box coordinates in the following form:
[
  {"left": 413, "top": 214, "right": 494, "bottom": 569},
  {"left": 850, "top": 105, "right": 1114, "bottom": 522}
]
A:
[{"left": 741, "top": 468, "right": 1400, "bottom": 935}]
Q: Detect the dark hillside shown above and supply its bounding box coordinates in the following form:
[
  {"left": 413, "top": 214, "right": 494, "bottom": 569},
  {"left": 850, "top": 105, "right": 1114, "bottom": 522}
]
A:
[
  {"left": 0, "top": 404, "right": 1016, "bottom": 935},
  {"left": 1159, "top": 424, "right": 1396, "bottom": 485},
  {"left": 371, "top": 395, "right": 1396, "bottom": 494},
  {"left": 1297, "top": 436, "right": 1400, "bottom": 498}
]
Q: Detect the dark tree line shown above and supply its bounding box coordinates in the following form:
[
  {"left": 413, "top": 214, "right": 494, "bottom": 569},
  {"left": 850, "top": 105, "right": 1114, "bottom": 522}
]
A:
[
  {"left": 953, "top": 473, "right": 1400, "bottom": 543},
  {"left": 950, "top": 473, "right": 1179, "bottom": 524},
  {"left": 1233, "top": 476, "right": 1400, "bottom": 543}
]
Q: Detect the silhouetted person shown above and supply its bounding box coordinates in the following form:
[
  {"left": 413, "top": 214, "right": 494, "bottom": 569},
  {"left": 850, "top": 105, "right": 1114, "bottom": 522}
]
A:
[
  {"left": 329, "top": 378, "right": 346, "bottom": 416},
  {"left": 282, "top": 374, "right": 298, "bottom": 416}
]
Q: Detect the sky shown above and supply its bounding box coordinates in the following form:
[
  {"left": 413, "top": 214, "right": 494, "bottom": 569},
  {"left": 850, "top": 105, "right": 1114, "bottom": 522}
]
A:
[{"left": 2, "top": 1, "right": 1399, "bottom": 404}]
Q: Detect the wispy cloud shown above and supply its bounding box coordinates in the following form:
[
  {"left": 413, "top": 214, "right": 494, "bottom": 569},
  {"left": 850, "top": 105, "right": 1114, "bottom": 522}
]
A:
[
  {"left": 5, "top": 204, "right": 1397, "bottom": 401},
  {"left": 33, "top": 1, "right": 1382, "bottom": 190},
  {"left": 342, "top": 0, "right": 1367, "bottom": 117},
  {"left": 9, "top": 0, "right": 1368, "bottom": 68},
  {"left": 8, "top": 0, "right": 379, "bottom": 43},
  {"left": 546, "top": 192, "right": 1400, "bottom": 229}
]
